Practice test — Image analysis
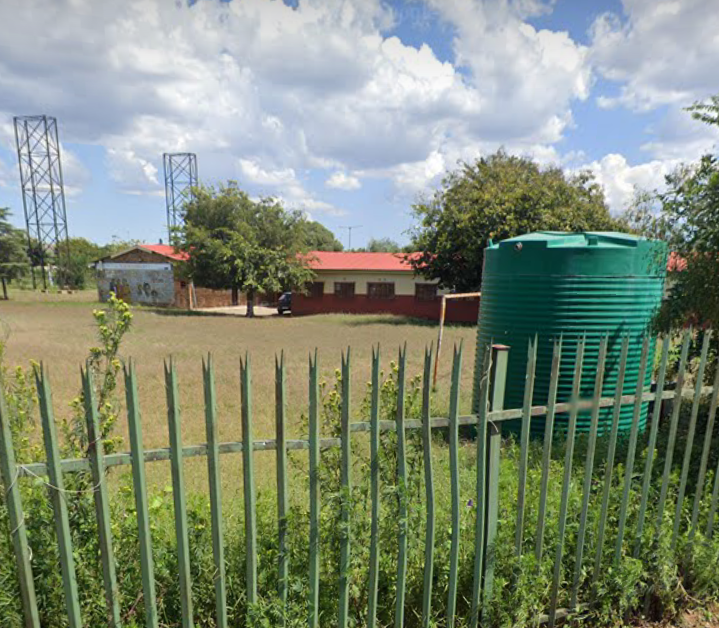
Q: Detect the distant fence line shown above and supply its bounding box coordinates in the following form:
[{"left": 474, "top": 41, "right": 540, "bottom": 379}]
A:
[{"left": 1, "top": 329, "right": 718, "bottom": 628}]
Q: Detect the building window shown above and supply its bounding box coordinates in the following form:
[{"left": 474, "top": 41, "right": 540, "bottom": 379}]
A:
[
  {"left": 309, "top": 282, "right": 324, "bottom": 299},
  {"left": 334, "top": 282, "right": 355, "bottom": 299},
  {"left": 367, "top": 282, "right": 395, "bottom": 300},
  {"left": 415, "top": 283, "right": 438, "bottom": 301}
]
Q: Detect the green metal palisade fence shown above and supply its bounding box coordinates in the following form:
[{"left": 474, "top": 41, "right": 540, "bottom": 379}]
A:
[{"left": 1, "top": 331, "right": 719, "bottom": 627}]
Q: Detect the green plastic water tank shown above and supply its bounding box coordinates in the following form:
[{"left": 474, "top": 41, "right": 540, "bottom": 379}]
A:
[{"left": 472, "top": 232, "right": 667, "bottom": 433}]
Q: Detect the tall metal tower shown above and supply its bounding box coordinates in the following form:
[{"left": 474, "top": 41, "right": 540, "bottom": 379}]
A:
[
  {"left": 163, "top": 152, "right": 198, "bottom": 240},
  {"left": 14, "top": 115, "right": 71, "bottom": 289}
]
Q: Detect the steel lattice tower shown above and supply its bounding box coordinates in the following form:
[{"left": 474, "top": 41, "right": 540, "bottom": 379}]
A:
[
  {"left": 163, "top": 152, "right": 198, "bottom": 240},
  {"left": 14, "top": 115, "right": 71, "bottom": 290}
]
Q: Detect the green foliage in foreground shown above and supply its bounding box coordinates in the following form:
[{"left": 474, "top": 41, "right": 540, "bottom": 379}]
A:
[{"left": 1, "top": 371, "right": 719, "bottom": 627}]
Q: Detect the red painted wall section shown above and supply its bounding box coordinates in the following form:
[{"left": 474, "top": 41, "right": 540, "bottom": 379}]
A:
[{"left": 292, "top": 293, "right": 479, "bottom": 323}]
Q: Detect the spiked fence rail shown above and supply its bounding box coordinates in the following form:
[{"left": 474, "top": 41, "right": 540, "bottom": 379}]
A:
[{"left": 1, "top": 331, "right": 719, "bottom": 628}]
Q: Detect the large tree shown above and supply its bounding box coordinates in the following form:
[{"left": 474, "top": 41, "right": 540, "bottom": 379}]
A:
[
  {"left": 0, "top": 208, "right": 29, "bottom": 299},
  {"left": 179, "top": 184, "right": 314, "bottom": 317},
  {"left": 302, "top": 220, "right": 343, "bottom": 251},
  {"left": 409, "top": 151, "right": 625, "bottom": 292},
  {"left": 628, "top": 95, "right": 719, "bottom": 332}
]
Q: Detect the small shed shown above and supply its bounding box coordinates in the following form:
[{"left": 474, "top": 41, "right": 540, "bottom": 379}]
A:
[{"left": 95, "top": 244, "right": 234, "bottom": 308}]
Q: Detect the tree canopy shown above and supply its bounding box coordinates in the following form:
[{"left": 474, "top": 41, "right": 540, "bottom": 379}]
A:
[
  {"left": 408, "top": 151, "right": 625, "bottom": 292},
  {"left": 178, "top": 184, "right": 314, "bottom": 316},
  {"left": 0, "top": 208, "right": 29, "bottom": 297},
  {"left": 629, "top": 95, "right": 719, "bottom": 331},
  {"left": 365, "top": 237, "right": 401, "bottom": 253},
  {"left": 301, "top": 220, "right": 343, "bottom": 251}
]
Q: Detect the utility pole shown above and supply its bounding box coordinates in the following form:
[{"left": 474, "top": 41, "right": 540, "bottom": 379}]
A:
[{"left": 339, "top": 225, "right": 362, "bottom": 250}]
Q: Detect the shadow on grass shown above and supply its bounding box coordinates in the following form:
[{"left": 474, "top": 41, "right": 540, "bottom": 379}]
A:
[
  {"left": 339, "top": 314, "right": 474, "bottom": 328},
  {"left": 141, "top": 307, "right": 283, "bottom": 320}
]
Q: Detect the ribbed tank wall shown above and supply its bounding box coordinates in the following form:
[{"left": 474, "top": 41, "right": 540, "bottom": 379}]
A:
[{"left": 472, "top": 232, "right": 667, "bottom": 434}]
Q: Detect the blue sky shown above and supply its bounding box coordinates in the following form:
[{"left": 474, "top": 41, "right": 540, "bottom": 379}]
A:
[{"left": 0, "top": 0, "right": 717, "bottom": 249}]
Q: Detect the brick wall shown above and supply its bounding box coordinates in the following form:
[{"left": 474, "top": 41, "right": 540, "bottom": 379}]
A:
[{"left": 174, "top": 281, "right": 238, "bottom": 309}]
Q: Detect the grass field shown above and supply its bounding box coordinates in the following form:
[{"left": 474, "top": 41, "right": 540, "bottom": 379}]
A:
[{"left": 0, "top": 289, "right": 477, "bottom": 493}]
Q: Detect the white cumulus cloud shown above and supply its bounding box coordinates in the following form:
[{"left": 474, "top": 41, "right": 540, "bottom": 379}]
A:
[{"left": 325, "top": 171, "right": 361, "bottom": 190}]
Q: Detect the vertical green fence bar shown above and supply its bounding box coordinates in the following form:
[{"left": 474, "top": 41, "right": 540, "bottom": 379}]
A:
[
  {"left": 671, "top": 330, "right": 712, "bottom": 550},
  {"left": 275, "top": 352, "right": 289, "bottom": 623},
  {"left": 469, "top": 345, "right": 492, "bottom": 628},
  {"left": 395, "top": 345, "right": 409, "bottom": 628},
  {"left": 706, "top": 442, "right": 719, "bottom": 539},
  {"left": 634, "top": 336, "right": 670, "bottom": 557},
  {"left": 421, "top": 346, "right": 435, "bottom": 628},
  {"left": 36, "top": 365, "right": 83, "bottom": 628},
  {"left": 593, "top": 337, "right": 629, "bottom": 582},
  {"left": 548, "top": 338, "right": 586, "bottom": 628},
  {"left": 165, "top": 359, "right": 194, "bottom": 628},
  {"left": 655, "top": 330, "right": 692, "bottom": 535},
  {"left": 368, "top": 346, "right": 381, "bottom": 628},
  {"left": 125, "top": 361, "right": 159, "bottom": 628},
  {"left": 202, "top": 355, "right": 228, "bottom": 628},
  {"left": 446, "top": 344, "right": 463, "bottom": 628},
  {"left": 535, "top": 337, "right": 562, "bottom": 565},
  {"left": 339, "top": 349, "right": 352, "bottom": 628},
  {"left": 515, "top": 337, "right": 537, "bottom": 561},
  {"left": 689, "top": 350, "right": 719, "bottom": 542},
  {"left": 241, "top": 354, "right": 257, "bottom": 607},
  {"left": 0, "top": 377, "right": 40, "bottom": 628},
  {"left": 82, "top": 367, "right": 122, "bottom": 628},
  {"left": 483, "top": 343, "right": 507, "bottom": 628},
  {"left": 614, "top": 336, "right": 650, "bottom": 564},
  {"left": 308, "top": 351, "right": 320, "bottom": 628},
  {"left": 571, "top": 336, "right": 608, "bottom": 608}
]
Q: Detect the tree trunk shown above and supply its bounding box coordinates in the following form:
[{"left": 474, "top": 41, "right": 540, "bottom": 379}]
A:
[
  {"left": 246, "top": 289, "right": 255, "bottom": 318},
  {"left": 231, "top": 286, "right": 239, "bottom": 306},
  {"left": 1, "top": 277, "right": 7, "bottom": 300}
]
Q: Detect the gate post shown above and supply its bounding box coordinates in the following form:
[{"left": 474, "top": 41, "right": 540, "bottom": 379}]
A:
[{"left": 482, "top": 344, "right": 508, "bottom": 624}]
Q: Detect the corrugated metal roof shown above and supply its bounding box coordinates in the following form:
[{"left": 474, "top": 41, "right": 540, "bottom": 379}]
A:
[
  {"left": 305, "top": 251, "right": 418, "bottom": 272},
  {"left": 140, "top": 244, "right": 189, "bottom": 261}
]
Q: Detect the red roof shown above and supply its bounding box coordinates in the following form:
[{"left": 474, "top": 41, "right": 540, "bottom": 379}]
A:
[
  {"left": 139, "top": 244, "right": 189, "bottom": 262},
  {"left": 305, "top": 251, "right": 418, "bottom": 272},
  {"left": 667, "top": 252, "right": 687, "bottom": 272}
]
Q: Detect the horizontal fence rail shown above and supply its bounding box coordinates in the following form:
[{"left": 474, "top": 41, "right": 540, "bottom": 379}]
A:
[{"left": 1, "top": 330, "right": 718, "bottom": 628}]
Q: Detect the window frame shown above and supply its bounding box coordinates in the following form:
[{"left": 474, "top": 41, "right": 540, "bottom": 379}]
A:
[
  {"left": 333, "top": 282, "right": 356, "bottom": 299},
  {"left": 367, "top": 281, "right": 396, "bottom": 300},
  {"left": 415, "top": 283, "right": 438, "bottom": 302}
]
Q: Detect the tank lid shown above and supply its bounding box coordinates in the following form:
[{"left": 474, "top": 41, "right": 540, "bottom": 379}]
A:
[
  {"left": 485, "top": 231, "right": 668, "bottom": 277},
  {"left": 497, "top": 231, "right": 645, "bottom": 249}
]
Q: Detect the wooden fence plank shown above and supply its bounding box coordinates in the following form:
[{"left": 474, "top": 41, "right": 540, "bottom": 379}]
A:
[
  {"left": 124, "top": 360, "right": 159, "bottom": 628},
  {"left": 593, "top": 337, "right": 630, "bottom": 582},
  {"left": 571, "top": 336, "right": 608, "bottom": 608},
  {"left": 515, "top": 336, "right": 537, "bottom": 562},
  {"left": 165, "top": 359, "right": 194, "bottom": 628},
  {"left": 82, "top": 367, "right": 122, "bottom": 628},
  {"left": 446, "top": 343, "right": 463, "bottom": 628},
  {"left": 368, "top": 346, "right": 381, "bottom": 628},
  {"left": 0, "top": 377, "right": 40, "bottom": 628},
  {"left": 202, "top": 355, "right": 228, "bottom": 628},
  {"left": 614, "top": 336, "right": 650, "bottom": 563},
  {"left": 241, "top": 354, "right": 257, "bottom": 607},
  {"left": 634, "top": 336, "right": 670, "bottom": 556},
  {"left": 535, "top": 337, "right": 562, "bottom": 565},
  {"left": 308, "top": 351, "right": 320, "bottom": 628},
  {"left": 655, "top": 330, "right": 692, "bottom": 535},
  {"left": 421, "top": 346, "right": 435, "bottom": 628},
  {"left": 671, "top": 331, "right": 712, "bottom": 550},
  {"left": 275, "top": 352, "right": 289, "bottom": 623},
  {"left": 395, "top": 345, "right": 409, "bottom": 628},
  {"left": 690, "top": 348, "right": 719, "bottom": 542},
  {"left": 36, "top": 365, "right": 83, "bottom": 628},
  {"left": 548, "top": 338, "right": 586, "bottom": 628},
  {"left": 339, "top": 349, "right": 352, "bottom": 628}
]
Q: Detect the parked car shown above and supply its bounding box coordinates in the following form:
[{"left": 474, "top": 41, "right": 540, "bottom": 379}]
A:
[{"left": 277, "top": 291, "right": 292, "bottom": 314}]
